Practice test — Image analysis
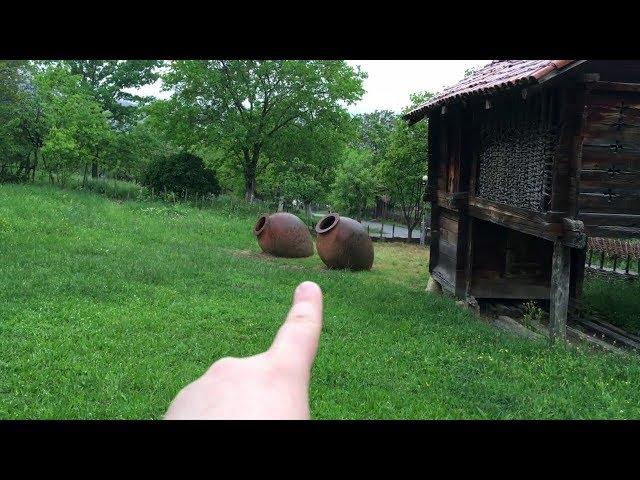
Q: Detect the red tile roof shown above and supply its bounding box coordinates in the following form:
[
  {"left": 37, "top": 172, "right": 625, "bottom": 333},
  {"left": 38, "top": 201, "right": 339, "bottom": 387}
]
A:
[{"left": 404, "top": 60, "right": 579, "bottom": 124}]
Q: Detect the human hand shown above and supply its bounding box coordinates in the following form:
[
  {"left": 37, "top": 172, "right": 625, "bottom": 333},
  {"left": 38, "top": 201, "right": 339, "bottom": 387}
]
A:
[{"left": 165, "top": 281, "right": 323, "bottom": 419}]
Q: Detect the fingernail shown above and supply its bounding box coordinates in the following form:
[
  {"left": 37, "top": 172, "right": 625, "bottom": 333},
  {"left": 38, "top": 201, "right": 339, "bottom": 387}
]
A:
[{"left": 294, "top": 281, "right": 319, "bottom": 302}]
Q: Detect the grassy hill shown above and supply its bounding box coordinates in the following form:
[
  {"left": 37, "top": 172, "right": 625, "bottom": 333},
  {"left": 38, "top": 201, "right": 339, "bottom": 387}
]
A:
[{"left": 2, "top": 183, "right": 640, "bottom": 419}]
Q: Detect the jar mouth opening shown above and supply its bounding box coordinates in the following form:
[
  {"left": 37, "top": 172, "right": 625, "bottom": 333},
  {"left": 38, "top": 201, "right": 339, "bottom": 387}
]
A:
[
  {"left": 254, "top": 214, "right": 268, "bottom": 236},
  {"left": 315, "top": 213, "right": 339, "bottom": 234}
]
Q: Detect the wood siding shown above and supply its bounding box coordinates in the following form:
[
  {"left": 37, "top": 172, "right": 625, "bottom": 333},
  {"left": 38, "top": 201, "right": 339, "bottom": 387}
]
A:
[{"left": 579, "top": 85, "right": 640, "bottom": 235}]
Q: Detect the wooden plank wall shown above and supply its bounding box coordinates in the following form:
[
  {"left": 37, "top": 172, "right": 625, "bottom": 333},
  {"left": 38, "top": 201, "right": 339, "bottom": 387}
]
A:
[
  {"left": 428, "top": 107, "right": 470, "bottom": 294},
  {"left": 579, "top": 84, "right": 640, "bottom": 237},
  {"left": 469, "top": 219, "right": 553, "bottom": 299}
]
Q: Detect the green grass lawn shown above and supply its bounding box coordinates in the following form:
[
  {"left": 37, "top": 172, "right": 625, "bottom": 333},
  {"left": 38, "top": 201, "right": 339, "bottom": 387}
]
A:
[
  {"left": 2, "top": 183, "right": 640, "bottom": 419},
  {"left": 582, "top": 275, "right": 640, "bottom": 335}
]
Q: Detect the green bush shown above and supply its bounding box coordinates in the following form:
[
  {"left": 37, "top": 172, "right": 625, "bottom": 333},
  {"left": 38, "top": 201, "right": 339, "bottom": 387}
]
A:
[{"left": 142, "top": 152, "right": 220, "bottom": 197}]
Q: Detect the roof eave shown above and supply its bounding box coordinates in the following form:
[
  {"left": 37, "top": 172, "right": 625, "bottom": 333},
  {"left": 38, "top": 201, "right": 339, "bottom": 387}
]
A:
[{"left": 403, "top": 60, "right": 583, "bottom": 125}]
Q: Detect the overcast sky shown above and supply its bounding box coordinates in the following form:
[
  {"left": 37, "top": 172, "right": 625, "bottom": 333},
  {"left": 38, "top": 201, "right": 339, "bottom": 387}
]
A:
[
  {"left": 346, "top": 60, "right": 490, "bottom": 113},
  {"left": 130, "top": 60, "right": 491, "bottom": 114}
]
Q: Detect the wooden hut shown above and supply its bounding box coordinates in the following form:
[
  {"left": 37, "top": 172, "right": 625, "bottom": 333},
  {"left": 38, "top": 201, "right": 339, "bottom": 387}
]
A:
[{"left": 404, "top": 60, "right": 640, "bottom": 341}]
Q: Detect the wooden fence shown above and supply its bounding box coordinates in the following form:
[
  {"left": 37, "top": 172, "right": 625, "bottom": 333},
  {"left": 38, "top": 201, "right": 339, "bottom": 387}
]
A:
[{"left": 585, "top": 237, "right": 640, "bottom": 278}]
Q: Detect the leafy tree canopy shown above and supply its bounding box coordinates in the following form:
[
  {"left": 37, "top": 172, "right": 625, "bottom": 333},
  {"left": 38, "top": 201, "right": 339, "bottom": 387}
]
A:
[
  {"left": 36, "top": 66, "right": 113, "bottom": 183},
  {"left": 51, "top": 60, "right": 162, "bottom": 127},
  {"left": 157, "top": 60, "right": 366, "bottom": 200},
  {"left": 330, "top": 147, "right": 378, "bottom": 221},
  {"left": 376, "top": 90, "right": 434, "bottom": 237},
  {"left": 353, "top": 109, "right": 396, "bottom": 154}
]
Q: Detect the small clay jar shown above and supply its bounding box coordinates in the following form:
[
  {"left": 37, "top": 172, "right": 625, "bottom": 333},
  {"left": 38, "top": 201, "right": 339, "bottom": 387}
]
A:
[
  {"left": 253, "top": 212, "right": 314, "bottom": 258},
  {"left": 315, "top": 213, "right": 374, "bottom": 271}
]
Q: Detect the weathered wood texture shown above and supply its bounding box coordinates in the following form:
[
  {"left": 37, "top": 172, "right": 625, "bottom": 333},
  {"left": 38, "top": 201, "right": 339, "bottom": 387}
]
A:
[
  {"left": 551, "top": 86, "right": 588, "bottom": 215},
  {"left": 423, "top": 68, "right": 640, "bottom": 345},
  {"left": 575, "top": 317, "right": 640, "bottom": 351},
  {"left": 429, "top": 107, "right": 470, "bottom": 294},
  {"left": 427, "top": 113, "right": 440, "bottom": 276},
  {"left": 469, "top": 219, "right": 553, "bottom": 299},
  {"left": 550, "top": 241, "right": 571, "bottom": 342},
  {"left": 579, "top": 84, "right": 640, "bottom": 236},
  {"left": 434, "top": 209, "right": 459, "bottom": 293},
  {"left": 469, "top": 196, "right": 560, "bottom": 240}
]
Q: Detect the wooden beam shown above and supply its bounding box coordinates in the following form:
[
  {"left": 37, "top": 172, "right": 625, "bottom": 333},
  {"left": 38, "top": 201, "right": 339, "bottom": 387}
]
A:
[
  {"left": 584, "top": 224, "right": 640, "bottom": 239},
  {"left": 536, "top": 60, "right": 588, "bottom": 86},
  {"left": 575, "top": 318, "right": 640, "bottom": 350},
  {"left": 427, "top": 114, "right": 440, "bottom": 275},
  {"left": 591, "top": 81, "right": 640, "bottom": 93},
  {"left": 464, "top": 217, "right": 474, "bottom": 297},
  {"left": 468, "top": 197, "right": 562, "bottom": 239},
  {"left": 436, "top": 191, "right": 469, "bottom": 210},
  {"left": 550, "top": 241, "right": 571, "bottom": 343},
  {"left": 580, "top": 73, "right": 601, "bottom": 83}
]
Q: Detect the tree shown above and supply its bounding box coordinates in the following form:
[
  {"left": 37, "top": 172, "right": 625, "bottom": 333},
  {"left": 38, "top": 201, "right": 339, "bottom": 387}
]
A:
[
  {"left": 259, "top": 111, "right": 356, "bottom": 212},
  {"left": 112, "top": 118, "right": 175, "bottom": 183},
  {"left": 330, "top": 147, "right": 378, "bottom": 221},
  {"left": 354, "top": 109, "right": 396, "bottom": 156},
  {"left": 50, "top": 60, "right": 162, "bottom": 177},
  {"left": 159, "top": 60, "right": 366, "bottom": 201},
  {"left": 377, "top": 91, "right": 433, "bottom": 240},
  {"left": 36, "top": 67, "right": 113, "bottom": 184},
  {"left": 0, "top": 61, "right": 33, "bottom": 181},
  {"left": 58, "top": 60, "right": 161, "bottom": 126}
]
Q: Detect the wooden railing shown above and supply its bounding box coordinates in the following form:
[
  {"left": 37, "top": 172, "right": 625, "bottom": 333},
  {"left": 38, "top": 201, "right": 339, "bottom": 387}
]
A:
[{"left": 586, "top": 237, "right": 640, "bottom": 278}]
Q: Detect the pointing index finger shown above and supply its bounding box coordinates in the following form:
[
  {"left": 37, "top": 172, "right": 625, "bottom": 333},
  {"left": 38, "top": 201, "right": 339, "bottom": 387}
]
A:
[{"left": 269, "top": 281, "right": 324, "bottom": 374}]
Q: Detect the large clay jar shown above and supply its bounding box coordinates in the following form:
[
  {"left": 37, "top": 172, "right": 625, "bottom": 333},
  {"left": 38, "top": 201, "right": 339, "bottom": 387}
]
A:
[
  {"left": 315, "top": 213, "right": 374, "bottom": 271},
  {"left": 253, "top": 212, "right": 314, "bottom": 258}
]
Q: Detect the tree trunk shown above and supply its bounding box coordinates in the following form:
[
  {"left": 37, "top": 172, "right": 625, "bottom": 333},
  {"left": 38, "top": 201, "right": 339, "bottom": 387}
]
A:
[
  {"left": 244, "top": 178, "right": 256, "bottom": 203},
  {"left": 83, "top": 163, "right": 88, "bottom": 187},
  {"left": 31, "top": 150, "right": 38, "bottom": 182},
  {"left": 407, "top": 227, "right": 414, "bottom": 242},
  {"left": 91, "top": 162, "right": 98, "bottom": 178},
  {"left": 243, "top": 147, "right": 260, "bottom": 203},
  {"left": 277, "top": 196, "right": 284, "bottom": 212}
]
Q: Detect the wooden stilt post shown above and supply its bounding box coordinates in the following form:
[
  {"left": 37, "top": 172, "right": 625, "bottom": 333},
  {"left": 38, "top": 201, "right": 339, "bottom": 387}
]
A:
[{"left": 550, "top": 241, "right": 571, "bottom": 343}]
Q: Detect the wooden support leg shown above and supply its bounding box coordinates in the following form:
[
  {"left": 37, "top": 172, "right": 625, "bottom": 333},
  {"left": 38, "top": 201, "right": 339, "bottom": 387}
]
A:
[{"left": 550, "top": 241, "right": 571, "bottom": 343}]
